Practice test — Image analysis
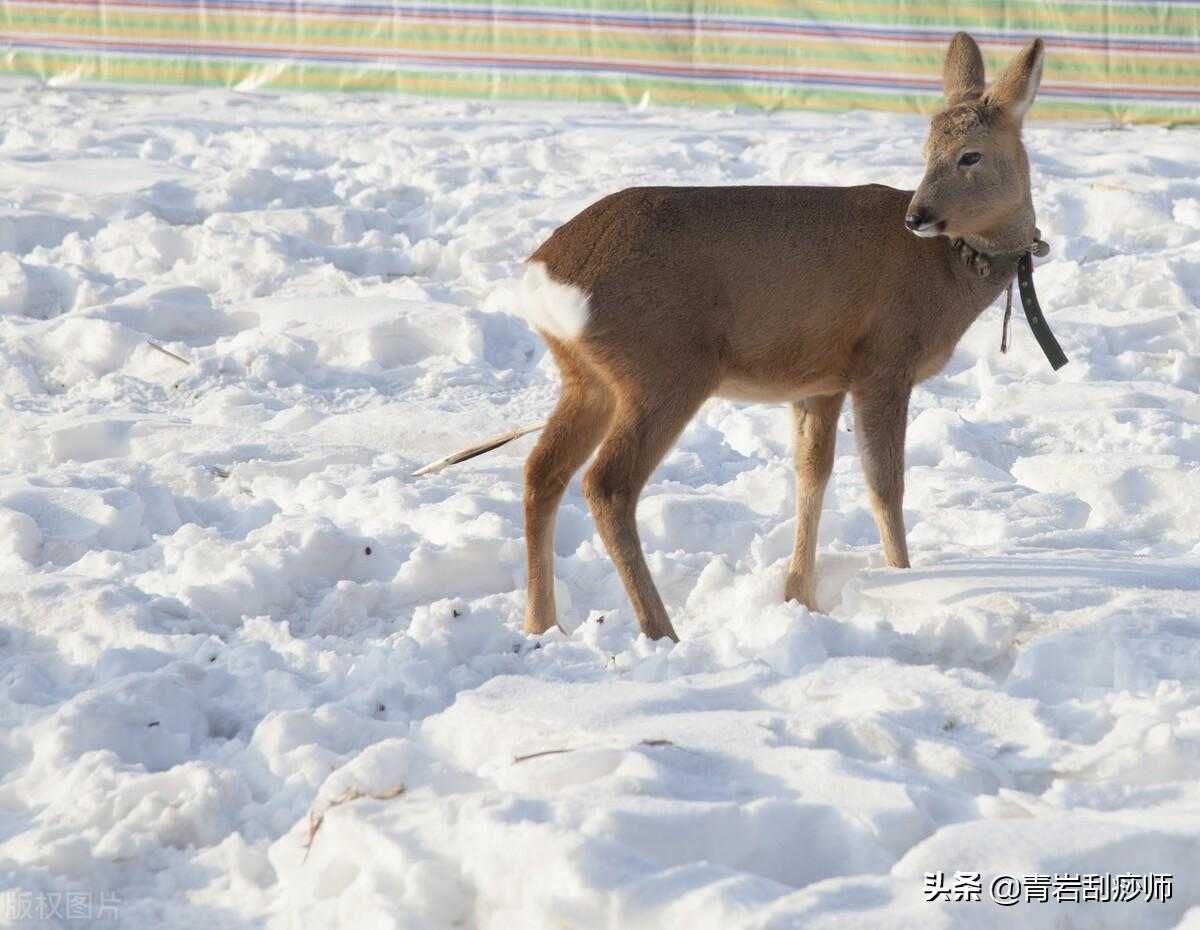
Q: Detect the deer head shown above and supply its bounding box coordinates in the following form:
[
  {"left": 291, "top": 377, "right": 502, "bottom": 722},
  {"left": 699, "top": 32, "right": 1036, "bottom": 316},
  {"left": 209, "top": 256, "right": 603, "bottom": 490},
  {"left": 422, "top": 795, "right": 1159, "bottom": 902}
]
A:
[{"left": 905, "top": 33, "right": 1045, "bottom": 255}]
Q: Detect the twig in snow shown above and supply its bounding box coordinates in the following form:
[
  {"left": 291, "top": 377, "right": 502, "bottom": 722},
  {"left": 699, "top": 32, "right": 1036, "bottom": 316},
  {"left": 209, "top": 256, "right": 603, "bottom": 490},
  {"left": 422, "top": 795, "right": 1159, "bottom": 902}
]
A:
[
  {"left": 411, "top": 422, "right": 546, "bottom": 477},
  {"left": 302, "top": 784, "right": 407, "bottom": 860},
  {"left": 512, "top": 739, "right": 675, "bottom": 765},
  {"left": 512, "top": 747, "right": 574, "bottom": 764},
  {"left": 146, "top": 340, "right": 194, "bottom": 367}
]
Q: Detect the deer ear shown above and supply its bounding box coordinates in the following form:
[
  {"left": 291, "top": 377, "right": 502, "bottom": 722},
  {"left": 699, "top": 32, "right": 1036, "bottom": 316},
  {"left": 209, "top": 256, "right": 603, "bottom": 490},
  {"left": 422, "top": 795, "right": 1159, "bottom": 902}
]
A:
[
  {"left": 944, "top": 32, "right": 986, "bottom": 106},
  {"left": 986, "top": 38, "right": 1045, "bottom": 121}
]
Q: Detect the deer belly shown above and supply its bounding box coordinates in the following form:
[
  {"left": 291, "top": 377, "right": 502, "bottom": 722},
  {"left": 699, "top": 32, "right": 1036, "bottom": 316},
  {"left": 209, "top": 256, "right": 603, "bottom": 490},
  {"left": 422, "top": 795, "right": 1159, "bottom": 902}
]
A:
[{"left": 714, "top": 373, "right": 847, "bottom": 403}]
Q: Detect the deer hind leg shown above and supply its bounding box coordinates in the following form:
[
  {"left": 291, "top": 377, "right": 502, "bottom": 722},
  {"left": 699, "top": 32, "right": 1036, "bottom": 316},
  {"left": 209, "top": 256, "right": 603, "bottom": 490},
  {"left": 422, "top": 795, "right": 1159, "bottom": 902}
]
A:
[
  {"left": 582, "top": 381, "right": 712, "bottom": 642},
  {"left": 524, "top": 344, "right": 614, "bottom": 635},
  {"left": 851, "top": 379, "right": 912, "bottom": 569},
  {"left": 784, "top": 392, "right": 845, "bottom": 609}
]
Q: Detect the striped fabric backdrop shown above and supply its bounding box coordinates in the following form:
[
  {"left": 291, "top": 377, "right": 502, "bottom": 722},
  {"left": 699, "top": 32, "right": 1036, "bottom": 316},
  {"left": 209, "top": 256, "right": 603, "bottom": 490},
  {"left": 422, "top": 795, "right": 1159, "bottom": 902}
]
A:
[{"left": 2, "top": 1, "right": 1199, "bottom": 123}]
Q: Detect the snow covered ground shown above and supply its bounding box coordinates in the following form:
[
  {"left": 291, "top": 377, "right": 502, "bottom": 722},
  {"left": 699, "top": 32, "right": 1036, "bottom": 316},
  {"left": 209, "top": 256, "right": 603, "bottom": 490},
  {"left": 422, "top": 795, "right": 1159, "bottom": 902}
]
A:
[{"left": 0, "top": 84, "right": 1198, "bottom": 929}]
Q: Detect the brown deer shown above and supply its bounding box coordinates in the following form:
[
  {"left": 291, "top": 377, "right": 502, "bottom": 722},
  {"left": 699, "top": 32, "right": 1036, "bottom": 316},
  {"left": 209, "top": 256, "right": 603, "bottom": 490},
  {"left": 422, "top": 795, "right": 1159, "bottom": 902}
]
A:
[{"left": 518, "top": 32, "right": 1046, "bottom": 641}]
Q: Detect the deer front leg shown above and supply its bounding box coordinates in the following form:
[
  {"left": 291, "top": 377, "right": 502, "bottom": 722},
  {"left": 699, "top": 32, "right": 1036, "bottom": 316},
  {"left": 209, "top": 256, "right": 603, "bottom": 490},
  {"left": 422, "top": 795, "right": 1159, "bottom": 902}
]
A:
[
  {"left": 851, "top": 379, "right": 912, "bottom": 569},
  {"left": 784, "top": 392, "right": 845, "bottom": 609}
]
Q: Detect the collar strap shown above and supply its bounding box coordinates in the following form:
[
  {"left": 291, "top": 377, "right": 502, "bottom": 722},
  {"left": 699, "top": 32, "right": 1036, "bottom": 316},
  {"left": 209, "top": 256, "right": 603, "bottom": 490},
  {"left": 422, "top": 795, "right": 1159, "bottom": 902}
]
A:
[
  {"left": 956, "top": 233, "right": 1067, "bottom": 371},
  {"left": 1011, "top": 250, "right": 1068, "bottom": 370},
  {"left": 955, "top": 235, "right": 1050, "bottom": 271}
]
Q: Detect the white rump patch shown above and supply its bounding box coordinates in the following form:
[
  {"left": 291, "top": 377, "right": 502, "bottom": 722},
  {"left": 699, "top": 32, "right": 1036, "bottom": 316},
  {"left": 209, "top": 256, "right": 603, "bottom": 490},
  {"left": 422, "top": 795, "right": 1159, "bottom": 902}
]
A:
[{"left": 516, "top": 261, "right": 590, "bottom": 341}]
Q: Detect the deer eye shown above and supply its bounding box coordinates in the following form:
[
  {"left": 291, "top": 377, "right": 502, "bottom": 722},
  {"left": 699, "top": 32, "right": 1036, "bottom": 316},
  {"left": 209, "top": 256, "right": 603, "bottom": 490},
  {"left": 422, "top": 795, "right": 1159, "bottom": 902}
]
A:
[{"left": 958, "top": 151, "right": 983, "bottom": 167}]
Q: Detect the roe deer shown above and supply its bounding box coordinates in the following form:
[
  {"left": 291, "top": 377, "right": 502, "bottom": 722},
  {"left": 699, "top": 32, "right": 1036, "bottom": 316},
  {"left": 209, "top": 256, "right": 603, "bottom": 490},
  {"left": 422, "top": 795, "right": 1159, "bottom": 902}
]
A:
[{"left": 519, "top": 32, "right": 1046, "bottom": 641}]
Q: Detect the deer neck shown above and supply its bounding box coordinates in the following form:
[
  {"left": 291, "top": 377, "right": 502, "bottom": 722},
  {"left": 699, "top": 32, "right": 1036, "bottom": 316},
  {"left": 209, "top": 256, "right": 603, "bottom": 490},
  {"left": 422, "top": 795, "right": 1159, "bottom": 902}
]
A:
[
  {"left": 957, "top": 195, "right": 1037, "bottom": 258},
  {"left": 947, "top": 246, "right": 1016, "bottom": 313}
]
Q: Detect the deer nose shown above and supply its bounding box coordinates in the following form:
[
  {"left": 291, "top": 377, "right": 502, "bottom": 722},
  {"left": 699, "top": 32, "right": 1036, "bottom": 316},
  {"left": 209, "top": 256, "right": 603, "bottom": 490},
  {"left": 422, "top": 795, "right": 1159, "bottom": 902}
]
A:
[{"left": 904, "top": 209, "right": 932, "bottom": 231}]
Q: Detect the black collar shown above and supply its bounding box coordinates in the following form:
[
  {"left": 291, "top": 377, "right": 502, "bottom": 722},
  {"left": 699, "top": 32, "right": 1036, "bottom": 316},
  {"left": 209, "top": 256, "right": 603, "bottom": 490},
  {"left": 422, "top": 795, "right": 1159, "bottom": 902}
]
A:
[
  {"left": 953, "top": 235, "right": 1068, "bottom": 371},
  {"left": 1011, "top": 248, "right": 1068, "bottom": 370}
]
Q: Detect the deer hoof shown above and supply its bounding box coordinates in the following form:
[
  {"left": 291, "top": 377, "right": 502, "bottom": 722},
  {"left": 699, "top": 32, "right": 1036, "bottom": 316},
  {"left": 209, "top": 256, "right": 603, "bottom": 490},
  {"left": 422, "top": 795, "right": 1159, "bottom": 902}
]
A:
[{"left": 784, "top": 575, "right": 818, "bottom": 611}]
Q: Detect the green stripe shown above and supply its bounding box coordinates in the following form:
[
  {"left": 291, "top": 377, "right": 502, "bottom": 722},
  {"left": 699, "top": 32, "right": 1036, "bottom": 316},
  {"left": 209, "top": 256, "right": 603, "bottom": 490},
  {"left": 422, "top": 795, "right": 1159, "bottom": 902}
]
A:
[{"left": 347, "top": 0, "right": 1200, "bottom": 34}]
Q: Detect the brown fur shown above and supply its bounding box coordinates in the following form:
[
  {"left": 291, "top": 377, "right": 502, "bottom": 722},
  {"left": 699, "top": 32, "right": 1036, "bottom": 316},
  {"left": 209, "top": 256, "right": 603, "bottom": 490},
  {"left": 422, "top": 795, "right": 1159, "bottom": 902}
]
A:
[{"left": 522, "top": 33, "right": 1046, "bottom": 641}]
